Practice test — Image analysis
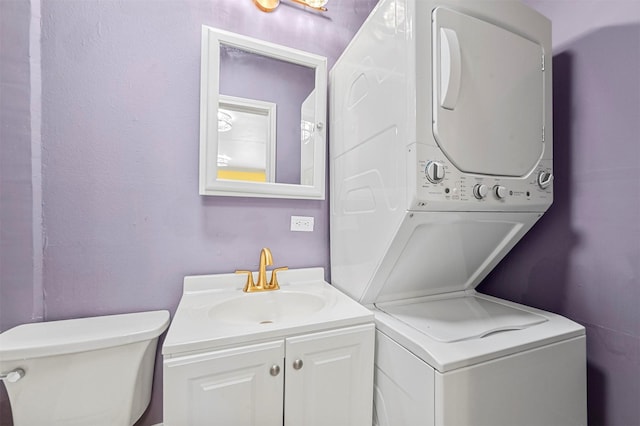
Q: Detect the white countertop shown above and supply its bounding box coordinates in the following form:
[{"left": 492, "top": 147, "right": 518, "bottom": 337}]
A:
[{"left": 163, "top": 268, "right": 373, "bottom": 357}]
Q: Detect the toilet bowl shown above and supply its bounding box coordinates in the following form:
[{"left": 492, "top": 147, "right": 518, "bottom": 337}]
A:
[{"left": 0, "top": 310, "right": 170, "bottom": 426}]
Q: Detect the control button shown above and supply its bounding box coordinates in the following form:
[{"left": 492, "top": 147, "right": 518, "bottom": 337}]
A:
[
  {"left": 425, "top": 161, "right": 445, "bottom": 183},
  {"left": 473, "top": 184, "right": 489, "bottom": 199},
  {"left": 494, "top": 185, "right": 507, "bottom": 199},
  {"left": 538, "top": 171, "right": 553, "bottom": 189}
]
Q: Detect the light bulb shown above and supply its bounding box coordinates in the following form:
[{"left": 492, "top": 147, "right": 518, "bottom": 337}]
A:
[
  {"left": 217, "top": 110, "right": 232, "bottom": 132},
  {"left": 303, "top": 0, "right": 327, "bottom": 6}
]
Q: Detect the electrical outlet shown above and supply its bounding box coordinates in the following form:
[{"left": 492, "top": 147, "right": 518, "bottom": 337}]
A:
[{"left": 290, "top": 216, "right": 314, "bottom": 232}]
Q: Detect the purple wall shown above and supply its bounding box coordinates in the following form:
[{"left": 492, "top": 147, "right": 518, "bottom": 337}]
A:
[
  {"left": 0, "top": 0, "right": 376, "bottom": 425},
  {"left": 0, "top": 0, "right": 41, "bottom": 423},
  {"left": 479, "top": 2, "right": 640, "bottom": 425},
  {"left": 38, "top": 0, "right": 376, "bottom": 323},
  {"left": 5, "top": 1, "right": 638, "bottom": 425},
  {"left": 0, "top": 0, "right": 37, "bottom": 332}
]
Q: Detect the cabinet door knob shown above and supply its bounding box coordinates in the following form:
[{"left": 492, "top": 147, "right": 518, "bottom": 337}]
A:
[
  {"left": 293, "top": 359, "right": 304, "bottom": 370},
  {"left": 270, "top": 365, "right": 280, "bottom": 376}
]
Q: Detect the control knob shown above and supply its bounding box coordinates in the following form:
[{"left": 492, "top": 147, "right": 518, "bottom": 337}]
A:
[
  {"left": 473, "top": 184, "right": 489, "bottom": 199},
  {"left": 494, "top": 185, "right": 507, "bottom": 199},
  {"left": 538, "top": 171, "right": 553, "bottom": 189},
  {"left": 425, "top": 161, "right": 445, "bottom": 184}
]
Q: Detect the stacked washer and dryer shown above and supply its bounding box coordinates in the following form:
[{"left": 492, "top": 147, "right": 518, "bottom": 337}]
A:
[{"left": 329, "top": 0, "right": 587, "bottom": 425}]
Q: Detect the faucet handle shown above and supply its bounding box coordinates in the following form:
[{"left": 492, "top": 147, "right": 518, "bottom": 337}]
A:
[
  {"left": 268, "top": 266, "right": 288, "bottom": 290},
  {"left": 235, "top": 270, "right": 256, "bottom": 292}
]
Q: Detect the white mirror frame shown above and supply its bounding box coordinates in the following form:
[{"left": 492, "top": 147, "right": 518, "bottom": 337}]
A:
[{"left": 199, "top": 26, "right": 327, "bottom": 199}]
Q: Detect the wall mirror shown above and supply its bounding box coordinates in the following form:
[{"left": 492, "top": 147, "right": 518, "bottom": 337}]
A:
[{"left": 199, "top": 26, "right": 327, "bottom": 199}]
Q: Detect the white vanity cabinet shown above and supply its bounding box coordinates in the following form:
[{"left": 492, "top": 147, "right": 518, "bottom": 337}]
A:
[
  {"left": 163, "top": 340, "right": 285, "bottom": 426},
  {"left": 163, "top": 323, "right": 374, "bottom": 426},
  {"left": 283, "top": 324, "right": 374, "bottom": 426},
  {"left": 162, "top": 268, "right": 376, "bottom": 426}
]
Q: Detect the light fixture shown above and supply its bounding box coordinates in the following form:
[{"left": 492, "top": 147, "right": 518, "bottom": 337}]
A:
[
  {"left": 300, "top": 0, "right": 328, "bottom": 8},
  {"left": 253, "top": 0, "right": 328, "bottom": 13},
  {"left": 301, "top": 120, "right": 315, "bottom": 144},
  {"left": 217, "top": 154, "right": 231, "bottom": 167},
  {"left": 217, "top": 110, "right": 232, "bottom": 132}
]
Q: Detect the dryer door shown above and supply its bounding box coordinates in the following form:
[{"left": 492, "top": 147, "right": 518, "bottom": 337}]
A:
[{"left": 432, "top": 7, "right": 545, "bottom": 177}]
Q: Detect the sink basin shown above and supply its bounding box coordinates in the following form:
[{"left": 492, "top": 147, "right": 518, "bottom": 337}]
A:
[
  {"left": 208, "top": 291, "right": 327, "bottom": 325},
  {"left": 162, "top": 268, "right": 375, "bottom": 355}
]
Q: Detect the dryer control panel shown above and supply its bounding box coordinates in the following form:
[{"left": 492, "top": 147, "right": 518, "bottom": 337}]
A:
[{"left": 412, "top": 144, "right": 552, "bottom": 212}]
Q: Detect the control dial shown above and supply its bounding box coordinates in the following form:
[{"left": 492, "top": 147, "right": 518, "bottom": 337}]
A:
[
  {"left": 537, "top": 171, "right": 553, "bottom": 189},
  {"left": 425, "top": 161, "right": 445, "bottom": 184},
  {"left": 494, "top": 185, "right": 507, "bottom": 199},
  {"left": 473, "top": 184, "right": 489, "bottom": 199}
]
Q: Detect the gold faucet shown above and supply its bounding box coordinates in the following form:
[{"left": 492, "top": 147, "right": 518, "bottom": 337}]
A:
[
  {"left": 236, "top": 248, "right": 288, "bottom": 292},
  {"left": 256, "top": 247, "right": 273, "bottom": 289}
]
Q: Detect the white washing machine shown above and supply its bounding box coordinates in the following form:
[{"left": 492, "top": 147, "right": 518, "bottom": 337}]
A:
[{"left": 329, "top": 0, "right": 587, "bottom": 425}]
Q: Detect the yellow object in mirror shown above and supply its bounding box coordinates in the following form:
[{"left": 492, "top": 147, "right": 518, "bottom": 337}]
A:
[{"left": 217, "top": 170, "right": 266, "bottom": 182}]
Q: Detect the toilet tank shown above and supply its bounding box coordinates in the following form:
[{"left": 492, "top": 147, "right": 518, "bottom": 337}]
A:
[{"left": 0, "top": 310, "right": 170, "bottom": 426}]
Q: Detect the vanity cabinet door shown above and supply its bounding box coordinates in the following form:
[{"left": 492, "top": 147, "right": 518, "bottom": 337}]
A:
[
  {"left": 163, "top": 340, "right": 284, "bottom": 426},
  {"left": 284, "top": 324, "right": 375, "bottom": 426}
]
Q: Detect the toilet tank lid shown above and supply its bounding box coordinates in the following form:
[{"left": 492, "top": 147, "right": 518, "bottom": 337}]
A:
[{"left": 0, "top": 310, "right": 170, "bottom": 361}]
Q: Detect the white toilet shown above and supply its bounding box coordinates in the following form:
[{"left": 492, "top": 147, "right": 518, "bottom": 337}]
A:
[{"left": 0, "top": 310, "right": 170, "bottom": 426}]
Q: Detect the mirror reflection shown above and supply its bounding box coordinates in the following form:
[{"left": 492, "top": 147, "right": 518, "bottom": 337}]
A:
[
  {"left": 300, "top": 90, "right": 316, "bottom": 186},
  {"left": 218, "top": 44, "right": 316, "bottom": 185}
]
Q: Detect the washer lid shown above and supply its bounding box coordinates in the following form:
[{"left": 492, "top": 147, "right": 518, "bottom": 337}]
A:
[
  {"left": 358, "top": 212, "right": 542, "bottom": 305},
  {"left": 378, "top": 295, "right": 547, "bottom": 343},
  {"left": 0, "top": 310, "right": 170, "bottom": 361},
  {"left": 432, "top": 7, "right": 545, "bottom": 177}
]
